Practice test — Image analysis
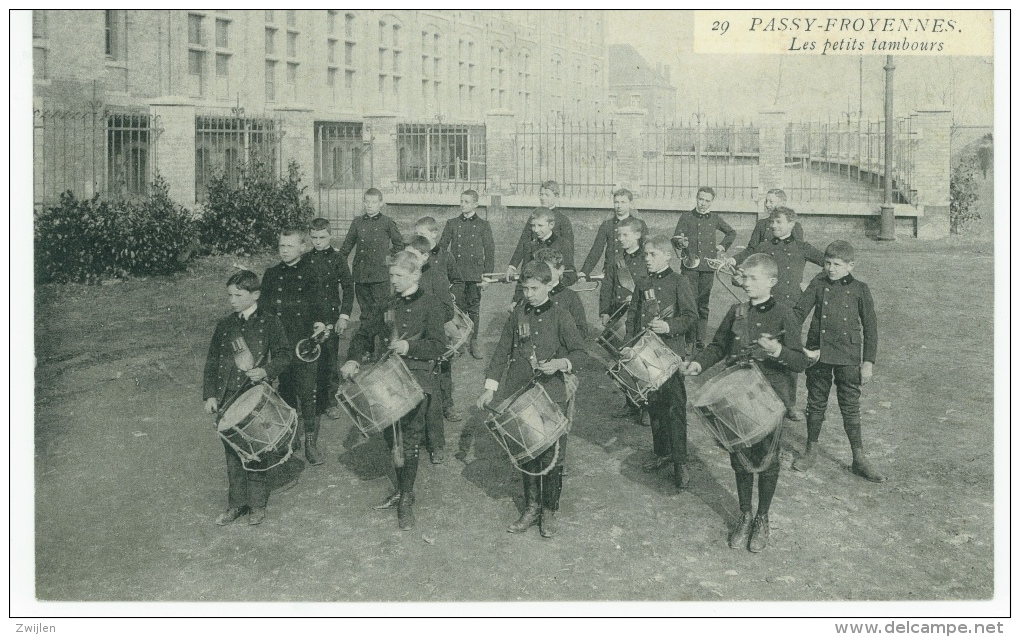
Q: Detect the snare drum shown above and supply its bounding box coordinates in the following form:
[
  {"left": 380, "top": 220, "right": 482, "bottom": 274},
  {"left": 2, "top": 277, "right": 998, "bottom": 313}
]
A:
[
  {"left": 217, "top": 383, "right": 298, "bottom": 472},
  {"left": 691, "top": 363, "right": 785, "bottom": 471},
  {"left": 485, "top": 382, "right": 571, "bottom": 470},
  {"left": 596, "top": 304, "right": 631, "bottom": 356},
  {"left": 336, "top": 354, "right": 425, "bottom": 437},
  {"left": 443, "top": 305, "right": 474, "bottom": 359},
  {"left": 605, "top": 331, "right": 684, "bottom": 405}
]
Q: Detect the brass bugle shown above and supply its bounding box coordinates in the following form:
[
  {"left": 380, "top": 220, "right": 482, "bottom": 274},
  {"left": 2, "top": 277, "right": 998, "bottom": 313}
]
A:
[{"left": 295, "top": 324, "right": 335, "bottom": 362}]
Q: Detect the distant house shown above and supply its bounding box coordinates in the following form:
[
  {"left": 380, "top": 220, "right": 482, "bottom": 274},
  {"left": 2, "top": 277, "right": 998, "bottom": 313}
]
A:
[{"left": 608, "top": 43, "right": 676, "bottom": 124}]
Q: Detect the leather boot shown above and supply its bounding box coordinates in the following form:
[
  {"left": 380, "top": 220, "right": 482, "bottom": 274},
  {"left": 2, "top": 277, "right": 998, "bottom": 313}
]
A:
[
  {"left": 748, "top": 513, "right": 770, "bottom": 553},
  {"left": 792, "top": 442, "right": 818, "bottom": 472},
  {"left": 673, "top": 462, "right": 691, "bottom": 490},
  {"left": 539, "top": 508, "right": 558, "bottom": 538},
  {"left": 539, "top": 468, "right": 562, "bottom": 538},
  {"left": 397, "top": 491, "right": 416, "bottom": 530},
  {"left": 304, "top": 418, "right": 324, "bottom": 466},
  {"left": 290, "top": 427, "right": 302, "bottom": 454},
  {"left": 728, "top": 511, "right": 753, "bottom": 549},
  {"left": 468, "top": 338, "right": 483, "bottom": 359},
  {"left": 507, "top": 474, "right": 540, "bottom": 533},
  {"left": 851, "top": 446, "right": 887, "bottom": 483}
]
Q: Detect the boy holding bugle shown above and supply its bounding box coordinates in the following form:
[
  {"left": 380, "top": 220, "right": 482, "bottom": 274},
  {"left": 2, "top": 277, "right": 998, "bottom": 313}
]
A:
[
  {"left": 477, "top": 260, "right": 587, "bottom": 539},
  {"left": 340, "top": 251, "right": 447, "bottom": 531},
  {"left": 684, "top": 253, "right": 811, "bottom": 553}
]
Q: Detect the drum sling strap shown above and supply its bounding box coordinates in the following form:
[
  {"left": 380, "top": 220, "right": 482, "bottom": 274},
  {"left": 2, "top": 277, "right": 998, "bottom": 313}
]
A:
[{"left": 728, "top": 302, "right": 785, "bottom": 474}]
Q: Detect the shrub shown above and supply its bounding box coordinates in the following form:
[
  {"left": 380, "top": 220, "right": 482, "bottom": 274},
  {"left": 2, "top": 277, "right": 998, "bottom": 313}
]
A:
[
  {"left": 34, "top": 176, "right": 198, "bottom": 284},
  {"left": 198, "top": 159, "right": 315, "bottom": 256},
  {"left": 950, "top": 153, "right": 981, "bottom": 234}
]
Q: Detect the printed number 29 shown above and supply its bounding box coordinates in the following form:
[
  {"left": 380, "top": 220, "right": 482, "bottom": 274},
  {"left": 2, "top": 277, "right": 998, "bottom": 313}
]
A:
[{"left": 712, "top": 21, "right": 729, "bottom": 35}]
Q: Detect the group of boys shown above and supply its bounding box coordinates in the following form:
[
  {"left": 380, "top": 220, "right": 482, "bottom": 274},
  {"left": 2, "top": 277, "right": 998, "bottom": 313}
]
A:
[{"left": 203, "top": 181, "right": 883, "bottom": 554}]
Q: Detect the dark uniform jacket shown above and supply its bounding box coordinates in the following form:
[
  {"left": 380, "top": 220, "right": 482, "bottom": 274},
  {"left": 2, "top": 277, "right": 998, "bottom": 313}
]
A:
[
  {"left": 581, "top": 214, "right": 644, "bottom": 276},
  {"left": 672, "top": 209, "right": 737, "bottom": 272},
  {"left": 509, "top": 207, "right": 575, "bottom": 269},
  {"left": 346, "top": 287, "right": 447, "bottom": 393},
  {"left": 694, "top": 298, "right": 811, "bottom": 397},
  {"left": 626, "top": 267, "right": 699, "bottom": 356},
  {"left": 338, "top": 213, "right": 405, "bottom": 283},
  {"left": 419, "top": 261, "right": 456, "bottom": 323},
  {"left": 302, "top": 245, "right": 355, "bottom": 322},
  {"left": 549, "top": 282, "right": 589, "bottom": 339},
  {"left": 439, "top": 212, "right": 495, "bottom": 282},
  {"left": 261, "top": 258, "right": 330, "bottom": 343},
  {"left": 600, "top": 247, "right": 649, "bottom": 317},
  {"left": 203, "top": 306, "right": 292, "bottom": 405},
  {"left": 747, "top": 218, "right": 804, "bottom": 250},
  {"left": 733, "top": 235, "right": 824, "bottom": 308},
  {"left": 794, "top": 273, "right": 878, "bottom": 366},
  {"left": 511, "top": 232, "right": 577, "bottom": 303},
  {"left": 485, "top": 299, "right": 586, "bottom": 405}
]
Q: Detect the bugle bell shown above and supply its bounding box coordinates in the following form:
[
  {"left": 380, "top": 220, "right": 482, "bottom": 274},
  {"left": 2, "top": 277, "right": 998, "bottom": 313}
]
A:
[
  {"left": 705, "top": 258, "right": 744, "bottom": 286},
  {"left": 295, "top": 324, "right": 335, "bottom": 362},
  {"left": 670, "top": 234, "right": 701, "bottom": 269}
]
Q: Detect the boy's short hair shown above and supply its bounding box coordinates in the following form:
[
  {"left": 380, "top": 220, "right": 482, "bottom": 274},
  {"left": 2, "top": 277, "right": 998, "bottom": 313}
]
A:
[
  {"left": 521, "top": 260, "right": 553, "bottom": 284},
  {"left": 765, "top": 188, "right": 788, "bottom": 202},
  {"left": 617, "top": 216, "right": 646, "bottom": 236},
  {"left": 612, "top": 188, "right": 633, "bottom": 202},
  {"left": 533, "top": 247, "right": 564, "bottom": 269},
  {"left": 387, "top": 250, "right": 422, "bottom": 274},
  {"left": 642, "top": 234, "right": 673, "bottom": 253},
  {"left": 539, "top": 180, "right": 560, "bottom": 196},
  {"left": 697, "top": 186, "right": 716, "bottom": 199},
  {"left": 280, "top": 226, "right": 308, "bottom": 242},
  {"left": 462, "top": 189, "right": 479, "bottom": 203},
  {"left": 227, "top": 269, "right": 260, "bottom": 292},
  {"left": 408, "top": 234, "right": 432, "bottom": 255},
  {"left": 364, "top": 187, "right": 383, "bottom": 200},
  {"left": 309, "top": 218, "right": 331, "bottom": 231},
  {"left": 742, "top": 253, "right": 779, "bottom": 278},
  {"left": 824, "top": 240, "right": 856, "bottom": 262},
  {"left": 530, "top": 208, "right": 556, "bottom": 224},
  {"left": 414, "top": 216, "right": 439, "bottom": 234},
  {"left": 769, "top": 206, "right": 798, "bottom": 222}
]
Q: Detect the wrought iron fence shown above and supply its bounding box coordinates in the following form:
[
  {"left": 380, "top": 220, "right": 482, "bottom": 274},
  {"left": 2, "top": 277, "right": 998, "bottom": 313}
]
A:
[
  {"left": 641, "top": 119, "right": 759, "bottom": 200},
  {"left": 33, "top": 107, "right": 160, "bottom": 211},
  {"left": 313, "top": 120, "right": 373, "bottom": 224},
  {"left": 392, "top": 122, "right": 486, "bottom": 194},
  {"left": 514, "top": 119, "right": 615, "bottom": 198},
  {"left": 194, "top": 113, "right": 283, "bottom": 201},
  {"left": 785, "top": 118, "right": 916, "bottom": 204}
]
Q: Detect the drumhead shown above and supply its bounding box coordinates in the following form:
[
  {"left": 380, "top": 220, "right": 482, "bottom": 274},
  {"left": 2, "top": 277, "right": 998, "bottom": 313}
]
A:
[{"left": 218, "top": 385, "right": 267, "bottom": 432}]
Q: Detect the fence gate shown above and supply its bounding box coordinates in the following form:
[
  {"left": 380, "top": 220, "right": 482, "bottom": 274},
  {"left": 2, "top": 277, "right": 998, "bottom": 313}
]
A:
[
  {"left": 514, "top": 119, "right": 615, "bottom": 198},
  {"left": 195, "top": 114, "right": 284, "bottom": 202},
  {"left": 313, "top": 121, "right": 373, "bottom": 226}
]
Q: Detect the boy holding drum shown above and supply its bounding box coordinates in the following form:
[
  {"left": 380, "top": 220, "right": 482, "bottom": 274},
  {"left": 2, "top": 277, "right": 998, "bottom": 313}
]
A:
[
  {"left": 340, "top": 251, "right": 447, "bottom": 530},
  {"left": 439, "top": 189, "right": 495, "bottom": 359},
  {"left": 684, "top": 253, "right": 811, "bottom": 553},
  {"left": 203, "top": 270, "right": 292, "bottom": 526},
  {"left": 626, "top": 236, "right": 698, "bottom": 488},
  {"left": 792, "top": 240, "right": 884, "bottom": 482},
  {"left": 534, "top": 247, "right": 589, "bottom": 339},
  {"left": 477, "top": 260, "right": 587, "bottom": 539}
]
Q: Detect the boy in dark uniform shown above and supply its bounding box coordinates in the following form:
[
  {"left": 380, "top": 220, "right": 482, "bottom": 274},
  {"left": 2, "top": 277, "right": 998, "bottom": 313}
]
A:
[
  {"left": 305, "top": 218, "right": 355, "bottom": 420},
  {"left": 507, "top": 180, "right": 574, "bottom": 281},
  {"left": 792, "top": 240, "right": 884, "bottom": 482},
  {"left": 684, "top": 253, "right": 811, "bottom": 553},
  {"left": 340, "top": 251, "right": 447, "bottom": 530},
  {"left": 579, "top": 188, "right": 646, "bottom": 282},
  {"left": 407, "top": 235, "right": 456, "bottom": 463},
  {"left": 439, "top": 189, "right": 495, "bottom": 359},
  {"left": 729, "top": 206, "right": 824, "bottom": 420},
  {"left": 338, "top": 188, "right": 405, "bottom": 341},
  {"left": 509, "top": 208, "right": 577, "bottom": 308},
  {"left": 261, "top": 228, "right": 329, "bottom": 466},
  {"left": 534, "top": 247, "right": 589, "bottom": 339},
  {"left": 672, "top": 186, "right": 737, "bottom": 350},
  {"left": 746, "top": 188, "right": 803, "bottom": 250},
  {"left": 626, "top": 236, "right": 698, "bottom": 488},
  {"left": 477, "top": 260, "right": 587, "bottom": 539},
  {"left": 203, "top": 270, "right": 292, "bottom": 526}
]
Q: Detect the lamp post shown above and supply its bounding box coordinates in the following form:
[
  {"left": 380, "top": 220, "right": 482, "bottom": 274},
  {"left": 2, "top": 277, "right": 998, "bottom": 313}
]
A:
[{"left": 878, "top": 55, "right": 897, "bottom": 241}]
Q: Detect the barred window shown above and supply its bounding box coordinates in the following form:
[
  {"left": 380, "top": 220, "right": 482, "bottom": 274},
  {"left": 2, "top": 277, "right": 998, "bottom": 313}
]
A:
[
  {"left": 396, "top": 123, "right": 486, "bottom": 185},
  {"left": 195, "top": 115, "right": 281, "bottom": 201},
  {"left": 314, "top": 121, "right": 365, "bottom": 189},
  {"left": 107, "top": 112, "right": 152, "bottom": 199}
]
